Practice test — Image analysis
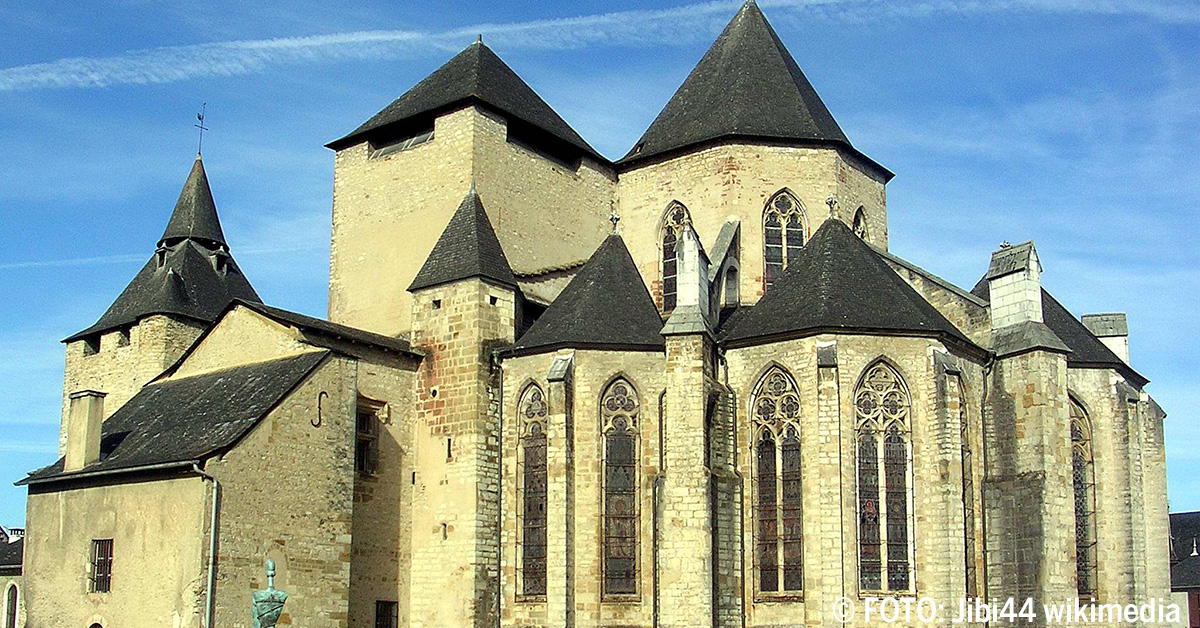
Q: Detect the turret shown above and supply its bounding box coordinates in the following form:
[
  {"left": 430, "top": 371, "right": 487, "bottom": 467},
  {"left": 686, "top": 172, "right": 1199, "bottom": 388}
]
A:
[{"left": 57, "top": 155, "right": 259, "bottom": 453}]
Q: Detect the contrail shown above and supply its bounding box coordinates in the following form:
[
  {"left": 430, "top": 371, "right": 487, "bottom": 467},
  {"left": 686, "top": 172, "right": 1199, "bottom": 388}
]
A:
[
  {"left": 0, "top": 0, "right": 1194, "bottom": 92},
  {"left": 0, "top": 245, "right": 324, "bottom": 270}
]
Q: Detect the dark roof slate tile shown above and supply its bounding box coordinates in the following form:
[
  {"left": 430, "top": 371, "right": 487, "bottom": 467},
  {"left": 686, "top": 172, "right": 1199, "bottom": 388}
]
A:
[
  {"left": 1172, "top": 511, "right": 1200, "bottom": 590},
  {"left": 159, "top": 156, "right": 227, "bottom": 247},
  {"left": 408, "top": 187, "right": 518, "bottom": 292}
]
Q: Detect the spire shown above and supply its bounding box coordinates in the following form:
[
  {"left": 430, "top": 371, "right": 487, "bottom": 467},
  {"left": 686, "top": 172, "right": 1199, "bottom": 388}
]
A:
[
  {"left": 159, "top": 155, "right": 227, "bottom": 249},
  {"left": 511, "top": 234, "right": 665, "bottom": 355},
  {"left": 408, "top": 186, "right": 518, "bottom": 292},
  {"left": 327, "top": 40, "right": 602, "bottom": 161},
  {"left": 620, "top": 1, "right": 859, "bottom": 165},
  {"left": 723, "top": 219, "right": 973, "bottom": 348}
]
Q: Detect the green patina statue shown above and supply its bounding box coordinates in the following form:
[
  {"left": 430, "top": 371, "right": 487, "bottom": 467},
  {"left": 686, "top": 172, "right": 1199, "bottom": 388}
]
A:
[{"left": 252, "top": 559, "right": 289, "bottom": 628}]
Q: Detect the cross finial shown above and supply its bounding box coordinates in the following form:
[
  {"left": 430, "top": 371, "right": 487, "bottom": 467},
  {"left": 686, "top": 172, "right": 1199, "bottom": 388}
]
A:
[
  {"left": 1192, "top": 537, "right": 1197, "bottom": 557},
  {"left": 825, "top": 194, "right": 837, "bottom": 218},
  {"left": 999, "top": 241, "right": 1012, "bottom": 249},
  {"left": 609, "top": 209, "right": 621, "bottom": 234},
  {"left": 194, "top": 103, "right": 209, "bottom": 155}
]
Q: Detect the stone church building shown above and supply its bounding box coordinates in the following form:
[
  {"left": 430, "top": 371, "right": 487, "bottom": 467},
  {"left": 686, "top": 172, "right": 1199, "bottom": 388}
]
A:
[{"left": 16, "top": 2, "right": 1170, "bottom": 627}]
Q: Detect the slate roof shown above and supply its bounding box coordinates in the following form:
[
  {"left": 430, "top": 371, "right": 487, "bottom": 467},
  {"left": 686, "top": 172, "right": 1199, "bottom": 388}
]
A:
[
  {"left": 159, "top": 156, "right": 227, "bottom": 248},
  {"left": 0, "top": 538, "right": 21, "bottom": 572},
  {"left": 328, "top": 41, "right": 602, "bottom": 160},
  {"left": 408, "top": 187, "right": 518, "bottom": 292},
  {"left": 970, "top": 280, "right": 1148, "bottom": 386},
  {"left": 619, "top": 0, "right": 884, "bottom": 176},
  {"left": 20, "top": 352, "right": 328, "bottom": 485},
  {"left": 511, "top": 234, "right": 665, "bottom": 355},
  {"left": 1172, "top": 511, "right": 1200, "bottom": 590},
  {"left": 723, "top": 218, "right": 975, "bottom": 349},
  {"left": 235, "top": 300, "right": 421, "bottom": 357},
  {"left": 65, "top": 156, "right": 259, "bottom": 342}
]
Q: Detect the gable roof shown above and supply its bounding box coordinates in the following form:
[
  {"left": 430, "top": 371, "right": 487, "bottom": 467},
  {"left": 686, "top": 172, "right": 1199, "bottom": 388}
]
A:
[
  {"left": 234, "top": 300, "right": 421, "bottom": 357},
  {"left": 327, "top": 41, "right": 602, "bottom": 160},
  {"left": 1171, "top": 511, "right": 1200, "bottom": 590},
  {"left": 20, "top": 352, "right": 328, "bottom": 485},
  {"left": 723, "top": 218, "right": 975, "bottom": 349},
  {"left": 0, "top": 537, "right": 21, "bottom": 573},
  {"left": 408, "top": 187, "right": 518, "bottom": 292},
  {"left": 159, "top": 155, "right": 227, "bottom": 248},
  {"left": 510, "top": 234, "right": 665, "bottom": 355},
  {"left": 619, "top": 0, "right": 883, "bottom": 176},
  {"left": 970, "top": 280, "right": 1148, "bottom": 387}
]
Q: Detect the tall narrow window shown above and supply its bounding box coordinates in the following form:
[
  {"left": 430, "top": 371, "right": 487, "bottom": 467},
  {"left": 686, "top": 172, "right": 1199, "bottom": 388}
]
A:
[
  {"left": 751, "top": 366, "right": 803, "bottom": 595},
  {"left": 660, "top": 202, "right": 691, "bottom": 312},
  {"left": 763, "top": 191, "right": 807, "bottom": 288},
  {"left": 602, "top": 378, "right": 639, "bottom": 596},
  {"left": 356, "top": 399, "right": 383, "bottom": 476},
  {"left": 855, "top": 362, "right": 913, "bottom": 592},
  {"left": 90, "top": 539, "right": 114, "bottom": 593},
  {"left": 1071, "top": 398, "right": 1098, "bottom": 599},
  {"left": 853, "top": 207, "right": 868, "bottom": 240},
  {"left": 5, "top": 585, "right": 15, "bottom": 628},
  {"left": 520, "top": 385, "right": 549, "bottom": 597},
  {"left": 958, "top": 379, "right": 979, "bottom": 598}
]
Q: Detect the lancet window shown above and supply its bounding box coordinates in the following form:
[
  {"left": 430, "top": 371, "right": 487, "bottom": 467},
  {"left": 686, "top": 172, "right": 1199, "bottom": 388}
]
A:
[
  {"left": 602, "top": 378, "right": 640, "bottom": 596},
  {"left": 520, "top": 384, "right": 549, "bottom": 597},
  {"left": 763, "top": 191, "right": 806, "bottom": 287},
  {"left": 751, "top": 366, "right": 803, "bottom": 594},
  {"left": 660, "top": 202, "right": 691, "bottom": 312},
  {"left": 1071, "top": 398, "right": 1098, "bottom": 599},
  {"left": 957, "top": 378, "right": 979, "bottom": 598}
]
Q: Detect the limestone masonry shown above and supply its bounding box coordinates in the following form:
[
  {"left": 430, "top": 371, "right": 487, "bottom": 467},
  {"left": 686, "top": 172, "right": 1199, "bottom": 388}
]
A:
[{"left": 14, "top": 2, "right": 1170, "bottom": 627}]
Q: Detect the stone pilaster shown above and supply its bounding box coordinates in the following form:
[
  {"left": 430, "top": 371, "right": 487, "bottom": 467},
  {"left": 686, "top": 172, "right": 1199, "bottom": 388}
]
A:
[{"left": 546, "top": 355, "right": 575, "bottom": 628}]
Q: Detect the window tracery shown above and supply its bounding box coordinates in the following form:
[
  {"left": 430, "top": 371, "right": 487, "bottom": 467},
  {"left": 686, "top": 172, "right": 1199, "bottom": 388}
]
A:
[
  {"left": 1071, "top": 398, "right": 1097, "bottom": 599},
  {"left": 763, "top": 191, "right": 806, "bottom": 288},
  {"left": 855, "top": 362, "right": 913, "bottom": 592},
  {"left": 602, "top": 378, "right": 639, "bottom": 596},
  {"left": 751, "top": 366, "right": 803, "bottom": 594},
  {"left": 660, "top": 202, "right": 691, "bottom": 312},
  {"left": 520, "top": 385, "right": 548, "bottom": 597}
]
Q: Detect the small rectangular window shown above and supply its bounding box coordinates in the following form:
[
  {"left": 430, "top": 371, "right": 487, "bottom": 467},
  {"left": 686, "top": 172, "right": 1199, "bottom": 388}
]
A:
[
  {"left": 374, "top": 600, "right": 399, "bottom": 628},
  {"left": 356, "top": 400, "right": 383, "bottom": 476},
  {"left": 370, "top": 127, "right": 434, "bottom": 158},
  {"left": 90, "top": 539, "right": 113, "bottom": 593},
  {"left": 431, "top": 299, "right": 442, "bottom": 310}
]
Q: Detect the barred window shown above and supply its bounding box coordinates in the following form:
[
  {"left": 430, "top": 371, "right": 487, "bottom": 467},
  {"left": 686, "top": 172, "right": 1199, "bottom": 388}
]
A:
[
  {"left": 374, "top": 601, "right": 399, "bottom": 628},
  {"left": 853, "top": 207, "right": 868, "bottom": 240},
  {"left": 855, "top": 362, "right": 913, "bottom": 592},
  {"left": 957, "top": 379, "right": 980, "bottom": 598},
  {"left": 602, "top": 378, "right": 639, "bottom": 596},
  {"left": 763, "top": 191, "right": 806, "bottom": 288},
  {"left": 355, "top": 399, "right": 383, "bottom": 476},
  {"left": 660, "top": 202, "right": 691, "bottom": 312},
  {"left": 520, "top": 385, "right": 549, "bottom": 597},
  {"left": 751, "top": 366, "right": 803, "bottom": 595},
  {"left": 90, "top": 539, "right": 113, "bottom": 593},
  {"left": 1071, "top": 398, "right": 1097, "bottom": 599}
]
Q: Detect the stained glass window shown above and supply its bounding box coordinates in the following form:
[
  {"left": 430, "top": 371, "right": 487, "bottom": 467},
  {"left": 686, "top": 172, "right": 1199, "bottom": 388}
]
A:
[
  {"left": 750, "top": 366, "right": 803, "bottom": 595},
  {"left": 763, "top": 191, "right": 807, "bottom": 288},
  {"left": 602, "top": 378, "right": 639, "bottom": 596},
  {"left": 853, "top": 207, "right": 868, "bottom": 240},
  {"left": 958, "top": 379, "right": 979, "bottom": 598},
  {"left": 1071, "top": 398, "right": 1097, "bottom": 599},
  {"left": 855, "top": 362, "right": 912, "bottom": 592},
  {"left": 660, "top": 202, "right": 691, "bottom": 312},
  {"left": 520, "top": 385, "right": 549, "bottom": 596}
]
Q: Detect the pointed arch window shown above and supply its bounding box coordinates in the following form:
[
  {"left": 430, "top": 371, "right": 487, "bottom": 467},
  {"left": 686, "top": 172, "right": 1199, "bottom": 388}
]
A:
[
  {"left": 520, "top": 385, "right": 549, "bottom": 597},
  {"left": 1071, "top": 398, "right": 1098, "bottom": 599},
  {"left": 4, "top": 584, "right": 15, "bottom": 628},
  {"left": 602, "top": 378, "right": 640, "bottom": 596},
  {"left": 660, "top": 202, "right": 691, "bottom": 312},
  {"left": 764, "top": 191, "right": 807, "bottom": 287},
  {"left": 957, "top": 378, "right": 979, "bottom": 598},
  {"left": 855, "top": 362, "right": 913, "bottom": 592},
  {"left": 751, "top": 366, "right": 803, "bottom": 595},
  {"left": 853, "top": 207, "right": 868, "bottom": 240}
]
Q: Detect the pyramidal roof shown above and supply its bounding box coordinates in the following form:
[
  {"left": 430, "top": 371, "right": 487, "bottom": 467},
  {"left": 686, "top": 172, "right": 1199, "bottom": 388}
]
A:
[
  {"left": 511, "top": 234, "right": 665, "bottom": 355},
  {"left": 328, "top": 40, "right": 601, "bottom": 160},
  {"left": 64, "top": 156, "right": 259, "bottom": 342},
  {"left": 723, "top": 218, "right": 973, "bottom": 347},
  {"left": 159, "top": 156, "right": 226, "bottom": 248},
  {"left": 408, "top": 186, "right": 518, "bottom": 292},
  {"left": 620, "top": 1, "right": 871, "bottom": 168}
]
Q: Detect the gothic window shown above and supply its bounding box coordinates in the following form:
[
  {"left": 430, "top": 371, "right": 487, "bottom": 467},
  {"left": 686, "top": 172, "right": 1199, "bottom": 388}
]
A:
[
  {"left": 855, "top": 362, "right": 913, "bottom": 592},
  {"left": 853, "top": 207, "right": 868, "bottom": 240},
  {"left": 520, "top": 385, "right": 549, "bottom": 597},
  {"left": 660, "top": 202, "right": 691, "bottom": 312},
  {"left": 958, "top": 379, "right": 979, "bottom": 598},
  {"left": 763, "top": 191, "right": 806, "bottom": 288},
  {"left": 5, "top": 585, "right": 15, "bottom": 628},
  {"left": 1071, "top": 398, "right": 1098, "bottom": 599},
  {"left": 602, "top": 378, "right": 640, "bottom": 596},
  {"left": 751, "top": 366, "right": 803, "bottom": 595}
]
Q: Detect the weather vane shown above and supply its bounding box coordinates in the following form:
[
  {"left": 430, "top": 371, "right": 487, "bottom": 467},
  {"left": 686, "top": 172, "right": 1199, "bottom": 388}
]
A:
[{"left": 195, "top": 103, "right": 209, "bottom": 155}]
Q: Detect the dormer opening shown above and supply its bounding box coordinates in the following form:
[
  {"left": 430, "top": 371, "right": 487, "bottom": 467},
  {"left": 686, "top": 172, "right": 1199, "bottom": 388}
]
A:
[
  {"left": 506, "top": 119, "right": 581, "bottom": 172},
  {"left": 370, "top": 122, "right": 435, "bottom": 159}
]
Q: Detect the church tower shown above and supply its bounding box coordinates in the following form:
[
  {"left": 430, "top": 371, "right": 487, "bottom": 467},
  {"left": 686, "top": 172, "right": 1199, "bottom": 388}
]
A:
[
  {"left": 615, "top": 0, "right": 893, "bottom": 309},
  {"left": 326, "top": 40, "right": 616, "bottom": 337},
  {"left": 58, "top": 155, "right": 259, "bottom": 451}
]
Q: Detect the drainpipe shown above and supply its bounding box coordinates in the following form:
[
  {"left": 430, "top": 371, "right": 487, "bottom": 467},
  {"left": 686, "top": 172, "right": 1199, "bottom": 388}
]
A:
[{"left": 193, "top": 463, "right": 220, "bottom": 628}]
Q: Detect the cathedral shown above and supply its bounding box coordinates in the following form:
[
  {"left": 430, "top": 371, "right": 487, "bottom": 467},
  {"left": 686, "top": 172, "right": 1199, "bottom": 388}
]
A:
[{"left": 15, "top": 2, "right": 1170, "bottom": 628}]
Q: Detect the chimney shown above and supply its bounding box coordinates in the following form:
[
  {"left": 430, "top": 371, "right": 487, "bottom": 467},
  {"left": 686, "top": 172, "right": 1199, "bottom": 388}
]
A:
[
  {"left": 1082, "top": 313, "right": 1129, "bottom": 363},
  {"left": 986, "top": 241, "right": 1043, "bottom": 330},
  {"left": 64, "top": 390, "right": 106, "bottom": 472}
]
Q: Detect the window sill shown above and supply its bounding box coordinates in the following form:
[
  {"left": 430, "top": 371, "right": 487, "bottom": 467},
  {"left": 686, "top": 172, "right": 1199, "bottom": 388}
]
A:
[
  {"left": 601, "top": 594, "right": 641, "bottom": 604},
  {"left": 516, "top": 595, "right": 547, "bottom": 604},
  {"left": 754, "top": 593, "right": 805, "bottom": 603},
  {"left": 859, "top": 590, "right": 917, "bottom": 599}
]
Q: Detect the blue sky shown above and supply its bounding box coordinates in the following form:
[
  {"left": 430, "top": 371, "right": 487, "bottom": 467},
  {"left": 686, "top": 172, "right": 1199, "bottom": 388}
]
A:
[{"left": 0, "top": 0, "right": 1196, "bottom": 526}]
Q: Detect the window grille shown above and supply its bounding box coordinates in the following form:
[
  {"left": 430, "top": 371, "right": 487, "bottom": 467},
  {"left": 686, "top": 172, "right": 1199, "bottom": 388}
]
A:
[
  {"left": 750, "top": 366, "right": 803, "bottom": 595},
  {"left": 602, "top": 378, "right": 639, "bottom": 596},
  {"left": 763, "top": 191, "right": 806, "bottom": 288},
  {"left": 520, "top": 385, "right": 549, "bottom": 596},
  {"left": 90, "top": 539, "right": 113, "bottom": 593},
  {"left": 660, "top": 203, "right": 691, "bottom": 312},
  {"left": 1071, "top": 398, "right": 1097, "bottom": 598}
]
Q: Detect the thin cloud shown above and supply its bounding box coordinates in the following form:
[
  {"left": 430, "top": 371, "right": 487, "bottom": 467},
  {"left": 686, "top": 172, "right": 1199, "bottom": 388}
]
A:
[
  {"left": 0, "top": 244, "right": 323, "bottom": 270},
  {"left": 0, "top": 0, "right": 1195, "bottom": 92}
]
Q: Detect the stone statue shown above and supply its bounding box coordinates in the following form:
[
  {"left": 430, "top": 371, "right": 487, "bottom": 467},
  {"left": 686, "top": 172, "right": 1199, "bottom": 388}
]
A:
[{"left": 252, "top": 559, "right": 289, "bottom": 628}]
